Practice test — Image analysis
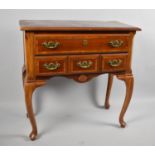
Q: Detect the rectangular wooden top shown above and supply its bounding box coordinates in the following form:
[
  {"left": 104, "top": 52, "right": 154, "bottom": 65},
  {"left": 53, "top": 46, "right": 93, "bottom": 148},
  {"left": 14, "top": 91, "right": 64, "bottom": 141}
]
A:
[{"left": 19, "top": 20, "right": 141, "bottom": 32}]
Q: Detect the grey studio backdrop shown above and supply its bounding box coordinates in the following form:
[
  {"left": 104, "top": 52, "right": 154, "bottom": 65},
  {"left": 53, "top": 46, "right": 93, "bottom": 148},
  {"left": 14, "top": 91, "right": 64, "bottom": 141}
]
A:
[{"left": 0, "top": 9, "right": 154, "bottom": 145}]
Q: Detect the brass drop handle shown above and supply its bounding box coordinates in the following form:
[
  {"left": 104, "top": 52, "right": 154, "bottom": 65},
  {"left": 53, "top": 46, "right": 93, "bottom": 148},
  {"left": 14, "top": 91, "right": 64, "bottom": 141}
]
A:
[
  {"left": 42, "top": 41, "right": 60, "bottom": 49},
  {"left": 108, "top": 59, "right": 122, "bottom": 67},
  {"left": 77, "top": 60, "right": 93, "bottom": 69},
  {"left": 108, "top": 40, "right": 124, "bottom": 48},
  {"left": 43, "top": 62, "right": 60, "bottom": 70}
]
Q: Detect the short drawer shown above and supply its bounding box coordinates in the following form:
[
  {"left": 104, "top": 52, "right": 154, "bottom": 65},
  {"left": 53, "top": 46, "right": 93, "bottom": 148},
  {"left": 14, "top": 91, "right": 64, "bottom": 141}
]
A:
[
  {"left": 102, "top": 54, "right": 128, "bottom": 72},
  {"left": 34, "top": 33, "right": 130, "bottom": 55},
  {"left": 69, "top": 55, "right": 99, "bottom": 74},
  {"left": 34, "top": 56, "right": 67, "bottom": 76}
]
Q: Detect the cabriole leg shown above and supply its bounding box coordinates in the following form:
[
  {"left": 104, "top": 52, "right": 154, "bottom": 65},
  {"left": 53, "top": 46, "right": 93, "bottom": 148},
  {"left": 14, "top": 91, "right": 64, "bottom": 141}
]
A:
[
  {"left": 24, "top": 79, "right": 45, "bottom": 140},
  {"left": 116, "top": 73, "right": 134, "bottom": 128}
]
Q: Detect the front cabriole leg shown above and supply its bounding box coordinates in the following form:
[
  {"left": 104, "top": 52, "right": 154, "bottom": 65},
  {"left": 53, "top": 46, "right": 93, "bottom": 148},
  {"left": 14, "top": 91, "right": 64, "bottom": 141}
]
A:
[
  {"left": 24, "top": 79, "right": 46, "bottom": 140},
  {"left": 116, "top": 73, "right": 134, "bottom": 128}
]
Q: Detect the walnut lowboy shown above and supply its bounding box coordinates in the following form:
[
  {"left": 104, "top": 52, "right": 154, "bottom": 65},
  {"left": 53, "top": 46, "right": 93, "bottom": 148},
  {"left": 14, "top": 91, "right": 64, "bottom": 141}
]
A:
[{"left": 20, "top": 20, "right": 141, "bottom": 140}]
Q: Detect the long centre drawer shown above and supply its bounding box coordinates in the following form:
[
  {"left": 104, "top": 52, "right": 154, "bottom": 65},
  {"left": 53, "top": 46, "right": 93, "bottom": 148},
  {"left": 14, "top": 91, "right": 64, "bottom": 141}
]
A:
[{"left": 34, "top": 33, "right": 131, "bottom": 55}]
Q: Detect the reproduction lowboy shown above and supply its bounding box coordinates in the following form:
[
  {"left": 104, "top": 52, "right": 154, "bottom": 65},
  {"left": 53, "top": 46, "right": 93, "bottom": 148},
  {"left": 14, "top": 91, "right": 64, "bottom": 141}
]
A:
[{"left": 20, "top": 20, "right": 141, "bottom": 140}]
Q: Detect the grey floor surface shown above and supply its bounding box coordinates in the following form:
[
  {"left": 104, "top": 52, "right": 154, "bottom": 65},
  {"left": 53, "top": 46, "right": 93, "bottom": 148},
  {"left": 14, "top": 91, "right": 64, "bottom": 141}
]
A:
[{"left": 0, "top": 78, "right": 155, "bottom": 146}]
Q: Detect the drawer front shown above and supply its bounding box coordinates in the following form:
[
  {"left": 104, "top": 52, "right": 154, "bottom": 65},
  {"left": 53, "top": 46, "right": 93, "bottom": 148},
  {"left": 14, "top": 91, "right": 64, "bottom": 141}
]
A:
[
  {"left": 35, "top": 56, "right": 67, "bottom": 76},
  {"left": 69, "top": 55, "right": 99, "bottom": 74},
  {"left": 102, "top": 54, "right": 128, "bottom": 72},
  {"left": 34, "top": 54, "right": 128, "bottom": 76},
  {"left": 34, "top": 34, "right": 130, "bottom": 55}
]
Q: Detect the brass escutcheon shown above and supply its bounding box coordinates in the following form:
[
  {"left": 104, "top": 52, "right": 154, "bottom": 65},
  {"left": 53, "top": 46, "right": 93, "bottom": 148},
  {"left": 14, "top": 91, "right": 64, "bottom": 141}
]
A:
[{"left": 82, "top": 40, "right": 88, "bottom": 47}]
